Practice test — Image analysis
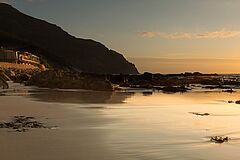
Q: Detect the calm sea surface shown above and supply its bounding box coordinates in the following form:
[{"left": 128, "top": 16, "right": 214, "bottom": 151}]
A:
[{"left": 1, "top": 83, "right": 240, "bottom": 160}]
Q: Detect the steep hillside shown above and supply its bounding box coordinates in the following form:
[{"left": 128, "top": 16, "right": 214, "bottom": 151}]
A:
[{"left": 0, "top": 3, "right": 139, "bottom": 74}]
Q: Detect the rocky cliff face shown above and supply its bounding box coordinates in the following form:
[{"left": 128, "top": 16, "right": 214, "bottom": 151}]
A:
[{"left": 0, "top": 3, "right": 139, "bottom": 74}]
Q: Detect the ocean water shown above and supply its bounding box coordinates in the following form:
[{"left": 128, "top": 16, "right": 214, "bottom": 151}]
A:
[{"left": 1, "top": 85, "right": 240, "bottom": 160}]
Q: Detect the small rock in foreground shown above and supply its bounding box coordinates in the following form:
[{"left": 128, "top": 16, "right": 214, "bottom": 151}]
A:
[
  {"left": 236, "top": 101, "right": 240, "bottom": 104},
  {"left": 189, "top": 112, "right": 210, "bottom": 116},
  {"left": 0, "top": 116, "right": 52, "bottom": 132},
  {"left": 210, "top": 136, "right": 229, "bottom": 144},
  {"left": 223, "top": 89, "right": 235, "bottom": 93}
]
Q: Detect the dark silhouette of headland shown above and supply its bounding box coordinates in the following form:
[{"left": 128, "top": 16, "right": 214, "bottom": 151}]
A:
[{"left": 0, "top": 3, "right": 138, "bottom": 74}]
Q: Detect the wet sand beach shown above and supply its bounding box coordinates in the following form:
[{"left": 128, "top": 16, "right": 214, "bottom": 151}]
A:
[
  {"left": 1, "top": 84, "right": 240, "bottom": 159},
  {"left": 0, "top": 92, "right": 121, "bottom": 160}
]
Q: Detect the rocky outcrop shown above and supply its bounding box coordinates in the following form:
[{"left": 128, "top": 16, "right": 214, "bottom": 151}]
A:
[
  {"left": 26, "top": 70, "right": 113, "bottom": 91},
  {"left": 0, "top": 77, "right": 8, "bottom": 89},
  {"left": 0, "top": 67, "right": 40, "bottom": 83},
  {"left": 0, "top": 71, "right": 9, "bottom": 89}
]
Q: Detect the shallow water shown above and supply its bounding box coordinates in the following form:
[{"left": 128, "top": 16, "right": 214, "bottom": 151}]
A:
[{"left": 1, "top": 85, "right": 240, "bottom": 160}]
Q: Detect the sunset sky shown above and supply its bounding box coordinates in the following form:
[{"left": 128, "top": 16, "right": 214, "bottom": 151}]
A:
[{"left": 2, "top": 0, "right": 240, "bottom": 73}]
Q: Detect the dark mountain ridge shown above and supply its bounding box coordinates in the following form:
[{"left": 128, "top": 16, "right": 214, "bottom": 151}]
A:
[{"left": 0, "top": 3, "right": 139, "bottom": 74}]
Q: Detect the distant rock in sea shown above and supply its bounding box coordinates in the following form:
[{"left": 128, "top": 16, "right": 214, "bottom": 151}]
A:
[{"left": 0, "top": 3, "right": 139, "bottom": 74}]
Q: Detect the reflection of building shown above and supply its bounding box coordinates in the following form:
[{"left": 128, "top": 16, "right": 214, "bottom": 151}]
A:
[{"left": 0, "top": 49, "right": 40, "bottom": 66}]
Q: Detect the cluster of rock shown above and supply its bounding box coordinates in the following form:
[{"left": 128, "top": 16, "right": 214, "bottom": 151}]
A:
[
  {"left": 3, "top": 68, "right": 40, "bottom": 82},
  {"left": 108, "top": 72, "right": 221, "bottom": 87},
  {"left": 108, "top": 72, "right": 240, "bottom": 93},
  {"left": 3, "top": 66, "right": 240, "bottom": 93},
  {"left": 228, "top": 100, "right": 240, "bottom": 104},
  {"left": 0, "top": 67, "right": 41, "bottom": 89},
  {"left": 26, "top": 70, "right": 113, "bottom": 91},
  {"left": 0, "top": 116, "right": 47, "bottom": 132},
  {"left": 210, "top": 136, "right": 229, "bottom": 144},
  {"left": 0, "top": 66, "right": 115, "bottom": 91},
  {"left": 0, "top": 66, "right": 114, "bottom": 91}
]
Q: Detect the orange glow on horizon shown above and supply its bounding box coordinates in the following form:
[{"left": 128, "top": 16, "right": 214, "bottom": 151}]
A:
[{"left": 129, "top": 58, "right": 240, "bottom": 74}]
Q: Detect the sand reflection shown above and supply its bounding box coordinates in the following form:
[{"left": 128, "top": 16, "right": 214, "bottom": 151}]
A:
[{"left": 29, "top": 89, "right": 135, "bottom": 104}]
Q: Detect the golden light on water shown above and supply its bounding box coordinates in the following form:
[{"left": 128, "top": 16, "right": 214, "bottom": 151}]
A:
[{"left": 130, "top": 58, "right": 240, "bottom": 74}]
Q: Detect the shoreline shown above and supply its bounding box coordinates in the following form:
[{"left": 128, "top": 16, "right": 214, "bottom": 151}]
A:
[{"left": 1, "top": 62, "right": 240, "bottom": 93}]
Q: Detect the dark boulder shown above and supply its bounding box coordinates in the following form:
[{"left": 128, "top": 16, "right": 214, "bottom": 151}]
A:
[
  {"left": 26, "top": 70, "right": 113, "bottom": 91},
  {"left": 236, "top": 100, "right": 240, "bottom": 104}
]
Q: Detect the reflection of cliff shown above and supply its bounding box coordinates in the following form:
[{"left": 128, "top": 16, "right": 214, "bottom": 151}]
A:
[{"left": 29, "top": 90, "right": 134, "bottom": 104}]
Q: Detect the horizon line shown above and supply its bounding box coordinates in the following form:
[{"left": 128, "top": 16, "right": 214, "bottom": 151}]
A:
[{"left": 128, "top": 57, "right": 240, "bottom": 60}]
